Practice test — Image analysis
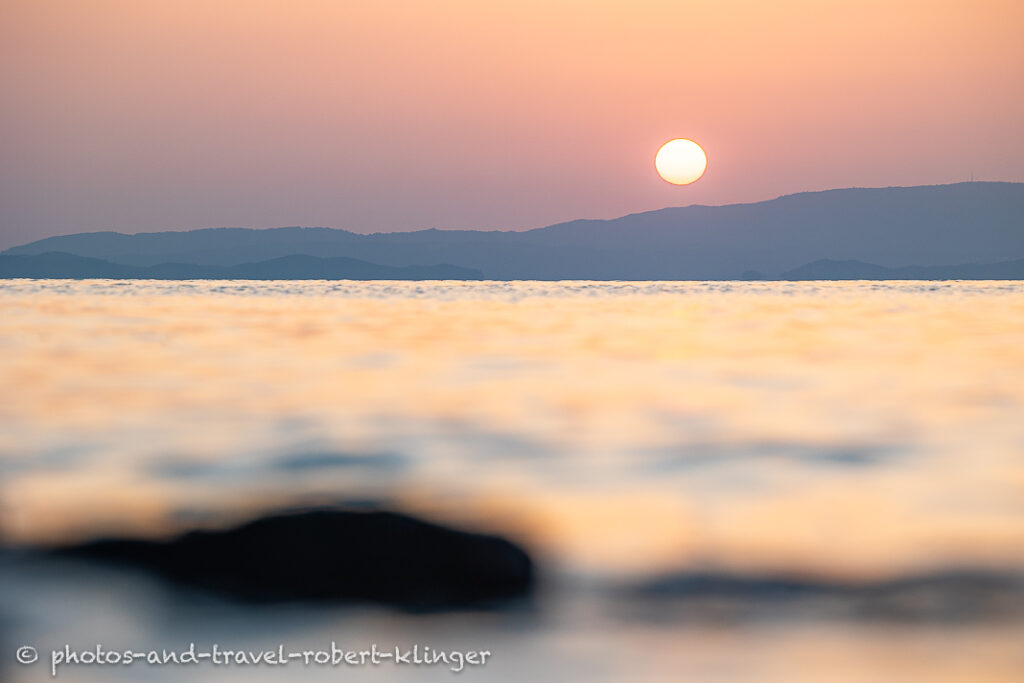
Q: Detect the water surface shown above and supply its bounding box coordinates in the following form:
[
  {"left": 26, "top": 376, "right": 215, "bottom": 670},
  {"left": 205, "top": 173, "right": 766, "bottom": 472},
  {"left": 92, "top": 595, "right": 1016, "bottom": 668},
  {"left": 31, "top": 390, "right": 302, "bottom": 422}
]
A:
[{"left": 2, "top": 279, "right": 1024, "bottom": 681}]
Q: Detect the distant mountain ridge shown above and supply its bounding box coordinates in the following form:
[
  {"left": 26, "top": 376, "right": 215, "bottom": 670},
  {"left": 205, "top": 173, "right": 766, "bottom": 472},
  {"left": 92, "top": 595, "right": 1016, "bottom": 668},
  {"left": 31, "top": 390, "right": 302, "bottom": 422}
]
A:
[
  {"left": 779, "top": 258, "right": 1024, "bottom": 280},
  {"left": 0, "top": 252, "right": 483, "bottom": 280},
  {"left": 4, "top": 182, "right": 1023, "bottom": 280}
]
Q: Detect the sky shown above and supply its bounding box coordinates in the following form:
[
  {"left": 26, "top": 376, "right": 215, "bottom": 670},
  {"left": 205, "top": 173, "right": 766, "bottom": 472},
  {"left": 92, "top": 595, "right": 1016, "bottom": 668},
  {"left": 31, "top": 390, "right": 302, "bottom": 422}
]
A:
[{"left": 1, "top": 0, "right": 1022, "bottom": 249}]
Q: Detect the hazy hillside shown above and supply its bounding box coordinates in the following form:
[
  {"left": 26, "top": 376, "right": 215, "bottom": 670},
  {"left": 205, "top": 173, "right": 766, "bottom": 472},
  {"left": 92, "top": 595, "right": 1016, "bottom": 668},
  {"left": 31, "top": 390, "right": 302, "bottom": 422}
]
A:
[
  {"left": 4, "top": 183, "right": 1022, "bottom": 279},
  {"left": 0, "top": 253, "right": 483, "bottom": 280},
  {"left": 780, "top": 258, "right": 1024, "bottom": 280}
]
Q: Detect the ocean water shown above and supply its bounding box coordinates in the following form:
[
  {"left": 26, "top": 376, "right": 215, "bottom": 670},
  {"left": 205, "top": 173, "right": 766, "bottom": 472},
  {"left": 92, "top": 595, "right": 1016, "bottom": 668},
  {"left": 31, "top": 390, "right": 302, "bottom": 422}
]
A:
[{"left": 2, "top": 279, "right": 1024, "bottom": 681}]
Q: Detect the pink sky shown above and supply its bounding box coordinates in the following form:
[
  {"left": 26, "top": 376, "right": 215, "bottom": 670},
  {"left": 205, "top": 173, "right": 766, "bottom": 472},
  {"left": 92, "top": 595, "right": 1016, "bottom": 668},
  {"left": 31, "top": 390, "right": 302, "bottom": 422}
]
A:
[{"left": 1, "top": 0, "right": 1022, "bottom": 248}]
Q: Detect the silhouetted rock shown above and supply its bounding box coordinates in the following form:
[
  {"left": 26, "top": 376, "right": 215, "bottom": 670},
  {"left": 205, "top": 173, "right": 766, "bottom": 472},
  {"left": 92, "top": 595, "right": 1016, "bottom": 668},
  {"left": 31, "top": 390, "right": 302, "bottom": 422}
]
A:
[{"left": 53, "top": 509, "right": 534, "bottom": 608}]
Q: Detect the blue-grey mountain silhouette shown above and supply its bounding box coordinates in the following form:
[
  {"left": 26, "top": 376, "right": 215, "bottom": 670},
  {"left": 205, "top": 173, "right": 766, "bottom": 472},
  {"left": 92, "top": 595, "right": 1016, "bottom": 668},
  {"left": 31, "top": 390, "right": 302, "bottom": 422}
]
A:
[
  {"left": 4, "top": 182, "right": 1022, "bottom": 279},
  {"left": 780, "top": 258, "right": 1024, "bottom": 280},
  {"left": 0, "top": 252, "right": 483, "bottom": 280}
]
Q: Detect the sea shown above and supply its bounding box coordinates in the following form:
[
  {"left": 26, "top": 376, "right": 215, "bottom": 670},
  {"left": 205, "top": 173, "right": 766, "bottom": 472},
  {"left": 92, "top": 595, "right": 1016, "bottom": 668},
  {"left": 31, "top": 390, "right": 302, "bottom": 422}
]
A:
[{"left": 2, "top": 279, "right": 1023, "bottom": 681}]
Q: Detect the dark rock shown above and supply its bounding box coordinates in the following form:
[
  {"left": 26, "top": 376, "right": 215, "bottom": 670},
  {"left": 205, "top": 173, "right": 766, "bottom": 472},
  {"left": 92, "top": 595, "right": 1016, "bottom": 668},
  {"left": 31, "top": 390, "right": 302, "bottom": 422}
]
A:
[{"left": 53, "top": 509, "right": 534, "bottom": 609}]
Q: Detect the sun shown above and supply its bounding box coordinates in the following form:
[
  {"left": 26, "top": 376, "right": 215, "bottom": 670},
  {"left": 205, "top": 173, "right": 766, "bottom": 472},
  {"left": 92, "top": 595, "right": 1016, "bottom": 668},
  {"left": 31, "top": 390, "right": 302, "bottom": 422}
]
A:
[{"left": 655, "top": 139, "right": 707, "bottom": 185}]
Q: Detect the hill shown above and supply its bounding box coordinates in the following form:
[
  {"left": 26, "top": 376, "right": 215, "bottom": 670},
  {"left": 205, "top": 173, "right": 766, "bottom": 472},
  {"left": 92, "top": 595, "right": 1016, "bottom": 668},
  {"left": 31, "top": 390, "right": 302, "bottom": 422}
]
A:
[
  {"left": 4, "top": 183, "right": 1022, "bottom": 279},
  {"left": 0, "top": 253, "right": 483, "bottom": 280},
  {"left": 779, "top": 258, "right": 1024, "bottom": 280}
]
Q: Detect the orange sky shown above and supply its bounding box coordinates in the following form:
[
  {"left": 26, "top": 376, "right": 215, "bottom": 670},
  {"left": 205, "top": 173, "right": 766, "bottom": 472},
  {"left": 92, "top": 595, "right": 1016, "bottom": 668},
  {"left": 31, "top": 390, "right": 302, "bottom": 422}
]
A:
[{"left": 1, "top": 0, "right": 1022, "bottom": 247}]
